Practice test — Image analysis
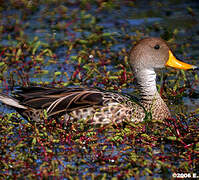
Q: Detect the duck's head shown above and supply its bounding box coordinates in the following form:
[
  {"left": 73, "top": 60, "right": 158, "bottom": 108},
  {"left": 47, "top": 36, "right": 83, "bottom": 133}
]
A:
[{"left": 130, "top": 37, "right": 197, "bottom": 72}]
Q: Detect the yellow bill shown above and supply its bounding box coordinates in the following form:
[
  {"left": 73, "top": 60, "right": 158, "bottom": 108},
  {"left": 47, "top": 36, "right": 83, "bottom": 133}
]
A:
[{"left": 166, "top": 50, "right": 197, "bottom": 70}]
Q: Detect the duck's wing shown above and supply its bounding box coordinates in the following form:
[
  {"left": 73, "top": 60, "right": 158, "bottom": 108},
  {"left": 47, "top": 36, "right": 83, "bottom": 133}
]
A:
[{"left": 15, "top": 87, "right": 103, "bottom": 116}]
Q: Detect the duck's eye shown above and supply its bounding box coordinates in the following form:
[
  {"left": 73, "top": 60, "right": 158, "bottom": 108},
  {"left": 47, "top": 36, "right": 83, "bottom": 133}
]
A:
[{"left": 154, "top": 44, "right": 160, "bottom": 50}]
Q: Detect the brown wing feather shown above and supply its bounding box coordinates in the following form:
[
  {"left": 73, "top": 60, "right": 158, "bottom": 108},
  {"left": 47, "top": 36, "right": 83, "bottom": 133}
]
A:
[{"left": 14, "top": 87, "right": 103, "bottom": 116}]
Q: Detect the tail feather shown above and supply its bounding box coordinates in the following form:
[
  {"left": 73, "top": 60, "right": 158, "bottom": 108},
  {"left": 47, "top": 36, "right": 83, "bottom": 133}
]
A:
[{"left": 0, "top": 93, "right": 27, "bottom": 109}]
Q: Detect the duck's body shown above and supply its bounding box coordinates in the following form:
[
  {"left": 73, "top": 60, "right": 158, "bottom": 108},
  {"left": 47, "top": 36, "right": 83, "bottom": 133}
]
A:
[
  {"left": 66, "top": 90, "right": 171, "bottom": 123},
  {"left": 0, "top": 37, "right": 197, "bottom": 124},
  {"left": 0, "top": 86, "right": 170, "bottom": 124}
]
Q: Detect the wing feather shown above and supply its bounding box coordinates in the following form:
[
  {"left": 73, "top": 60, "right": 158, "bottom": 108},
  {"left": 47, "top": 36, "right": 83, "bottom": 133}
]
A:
[{"left": 14, "top": 87, "right": 103, "bottom": 116}]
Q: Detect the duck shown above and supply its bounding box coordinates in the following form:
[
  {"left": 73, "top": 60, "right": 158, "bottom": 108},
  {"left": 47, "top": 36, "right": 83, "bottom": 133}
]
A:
[{"left": 0, "top": 37, "right": 197, "bottom": 124}]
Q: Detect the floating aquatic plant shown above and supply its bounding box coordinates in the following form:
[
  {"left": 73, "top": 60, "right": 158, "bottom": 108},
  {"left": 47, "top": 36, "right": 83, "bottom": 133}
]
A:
[{"left": 0, "top": 0, "right": 199, "bottom": 179}]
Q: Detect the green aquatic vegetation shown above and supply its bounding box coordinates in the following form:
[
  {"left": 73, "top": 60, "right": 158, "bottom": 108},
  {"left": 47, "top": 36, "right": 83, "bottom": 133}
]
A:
[
  {"left": 0, "top": 112, "right": 199, "bottom": 178},
  {"left": 0, "top": 0, "right": 199, "bottom": 179}
]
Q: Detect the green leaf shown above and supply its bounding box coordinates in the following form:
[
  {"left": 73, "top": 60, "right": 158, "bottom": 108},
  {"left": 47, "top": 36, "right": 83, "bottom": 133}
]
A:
[
  {"left": 109, "top": 76, "right": 118, "bottom": 80},
  {"left": 42, "top": 49, "right": 53, "bottom": 56},
  {"left": 16, "top": 49, "right": 22, "bottom": 60},
  {"left": 54, "top": 71, "right": 61, "bottom": 76},
  {"left": 141, "top": 134, "right": 150, "bottom": 138},
  {"left": 43, "top": 109, "right": 48, "bottom": 118},
  {"left": 145, "top": 168, "right": 152, "bottom": 174},
  {"left": 0, "top": 62, "right": 5, "bottom": 66},
  {"left": 78, "top": 39, "right": 88, "bottom": 44},
  {"left": 83, "top": 64, "right": 91, "bottom": 71},
  {"left": 102, "top": 32, "right": 111, "bottom": 37},
  {"left": 167, "top": 136, "right": 177, "bottom": 141},
  {"left": 33, "top": 41, "right": 41, "bottom": 55},
  {"left": 32, "top": 137, "right": 37, "bottom": 145},
  {"left": 71, "top": 56, "right": 77, "bottom": 61}
]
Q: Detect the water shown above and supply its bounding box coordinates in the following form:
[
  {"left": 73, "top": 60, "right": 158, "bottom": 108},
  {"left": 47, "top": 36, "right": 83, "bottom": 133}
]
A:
[
  {"left": 0, "top": 1, "right": 199, "bottom": 178},
  {"left": 0, "top": 0, "right": 199, "bottom": 118}
]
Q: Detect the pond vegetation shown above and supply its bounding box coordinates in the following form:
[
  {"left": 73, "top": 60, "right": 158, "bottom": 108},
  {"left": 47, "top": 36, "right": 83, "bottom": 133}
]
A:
[{"left": 0, "top": 0, "right": 199, "bottom": 179}]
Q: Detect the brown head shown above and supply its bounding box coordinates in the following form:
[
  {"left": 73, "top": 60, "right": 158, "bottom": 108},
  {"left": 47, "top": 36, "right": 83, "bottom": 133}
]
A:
[{"left": 129, "top": 37, "right": 197, "bottom": 72}]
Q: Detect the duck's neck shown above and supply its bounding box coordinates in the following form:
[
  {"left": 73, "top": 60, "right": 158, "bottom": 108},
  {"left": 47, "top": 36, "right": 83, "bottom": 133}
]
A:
[
  {"left": 135, "top": 68, "right": 171, "bottom": 119},
  {"left": 135, "top": 68, "right": 159, "bottom": 98}
]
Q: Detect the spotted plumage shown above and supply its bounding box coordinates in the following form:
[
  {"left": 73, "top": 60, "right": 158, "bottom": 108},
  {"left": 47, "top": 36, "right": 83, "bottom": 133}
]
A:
[
  {"left": 0, "top": 37, "right": 197, "bottom": 124},
  {"left": 1, "top": 87, "right": 146, "bottom": 124}
]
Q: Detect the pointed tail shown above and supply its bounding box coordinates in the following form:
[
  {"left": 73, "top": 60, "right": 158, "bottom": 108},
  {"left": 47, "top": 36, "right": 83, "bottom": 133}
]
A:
[{"left": 0, "top": 93, "right": 27, "bottom": 109}]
